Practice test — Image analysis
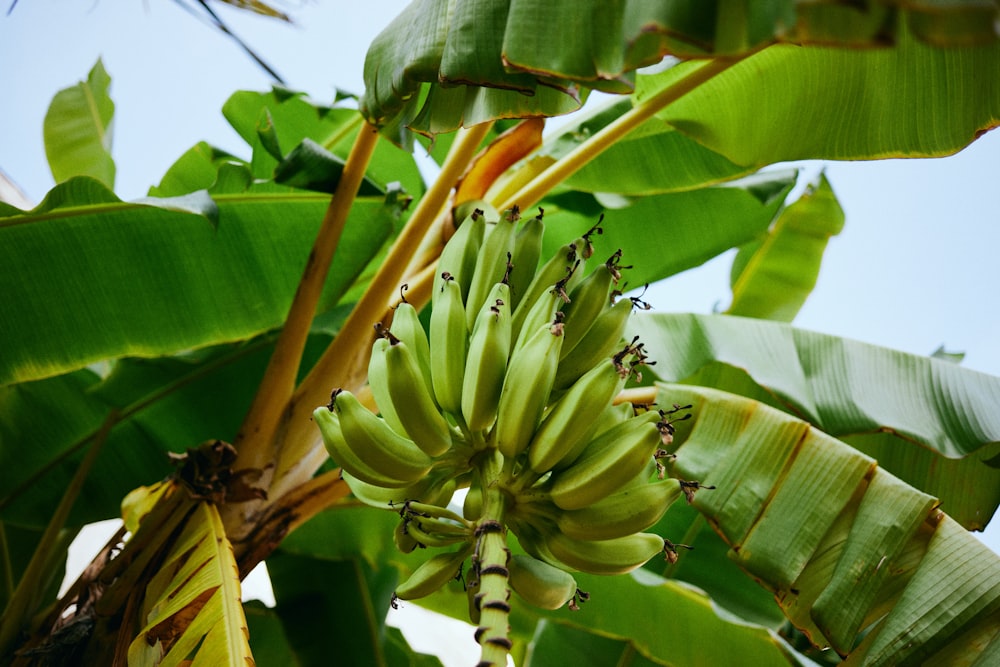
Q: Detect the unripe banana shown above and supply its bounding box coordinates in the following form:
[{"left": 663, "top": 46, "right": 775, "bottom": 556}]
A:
[
  {"left": 508, "top": 554, "right": 578, "bottom": 610},
  {"left": 527, "top": 354, "right": 631, "bottom": 474},
  {"left": 313, "top": 406, "right": 416, "bottom": 488},
  {"left": 466, "top": 213, "right": 518, "bottom": 330},
  {"left": 343, "top": 469, "right": 458, "bottom": 510},
  {"left": 466, "top": 568, "right": 482, "bottom": 625},
  {"left": 511, "top": 237, "right": 582, "bottom": 342},
  {"left": 559, "top": 255, "right": 618, "bottom": 356},
  {"left": 329, "top": 391, "right": 435, "bottom": 484},
  {"left": 462, "top": 282, "right": 512, "bottom": 432},
  {"left": 390, "top": 300, "right": 433, "bottom": 389},
  {"left": 508, "top": 518, "right": 563, "bottom": 570},
  {"left": 512, "top": 277, "right": 570, "bottom": 354},
  {"left": 394, "top": 519, "right": 420, "bottom": 553},
  {"left": 494, "top": 319, "right": 564, "bottom": 460},
  {"left": 548, "top": 412, "right": 663, "bottom": 510},
  {"left": 403, "top": 518, "right": 471, "bottom": 548},
  {"left": 384, "top": 335, "right": 453, "bottom": 456},
  {"left": 343, "top": 470, "right": 429, "bottom": 508},
  {"left": 589, "top": 400, "right": 635, "bottom": 440},
  {"left": 545, "top": 531, "right": 665, "bottom": 576},
  {"left": 434, "top": 208, "right": 486, "bottom": 307},
  {"left": 395, "top": 547, "right": 472, "bottom": 601},
  {"left": 368, "top": 335, "right": 407, "bottom": 434},
  {"left": 463, "top": 484, "right": 483, "bottom": 521},
  {"left": 429, "top": 274, "right": 468, "bottom": 417},
  {"left": 557, "top": 475, "right": 682, "bottom": 541},
  {"left": 554, "top": 296, "right": 634, "bottom": 390},
  {"left": 508, "top": 213, "right": 544, "bottom": 312}
]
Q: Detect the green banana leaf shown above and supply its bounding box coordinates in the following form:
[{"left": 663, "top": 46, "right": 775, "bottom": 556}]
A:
[
  {"left": 543, "top": 97, "right": 755, "bottom": 196},
  {"left": 266, "top": 551, "right": 442, "bottom": 666},
  {"left": 243, "top": 601, "right": 301, "bottom": 665},
  {"left": 646, "top": 498, "right": 788, "bottom": 631},
  {"left": 0, "top": 177, "right": 399, "bottom": 387},
  {"left": 629, "top": 312, "right": 1000, "bottom": 529},
  {"left": 727, "top": 174, "right": 846, "bottom": 322},
  {"left": 147, "top": 142, "right": 245, "bottom": 199},
  {"left": 0, "top": 334, "right": 337, "bottom": 530},
  {"left": 522, "top": 620, "right": 667, "bottom": 667},
  {"left": 361, "top": 0, "right": 999, "bottom": 141},
  {"left": 220, "top": 88, "right": 426, "bottom": 199},
  {"left": 537, "top": 170, "right": 795, "bottom": 289},
  {"left": 649, "top": 25, "right": 1000, "bottom": 165},
  {"left": 43, "top": 60, "right": 115, "bottom": 188},
  {"left": 657, "top": 383, "right": 1000, "bottom": 663}
]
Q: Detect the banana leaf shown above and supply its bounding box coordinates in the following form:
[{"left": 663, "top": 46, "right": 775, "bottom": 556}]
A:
[
  {"left": 727, "top": 174, "right": 846, "bottom": 322},
  {"left": 360, "top": 0, "right": 999, "bottom": 141},
  {"left": 0, "top": 334, "right": 336, "bottom": 530},
  {"left": 657, "top": 382, "right": 1000, "bottom": 663},
  {"left": 629, "top": 312, "right": 1000, "bottom": 529},
  {"left": 649, "top": 23, "right": 1000, "bottom": 165},
  {"left": 0, "top": 177, "right": 400, "bottom": 387},
  {"left": 124, "top": 485, "right": 253, "bottom": 666},
  {"left": 43, "top": 60, "right": 115, "bottom": 188},
  {"left": 537, "top": 170, "right": 795, "bottom": 289}
]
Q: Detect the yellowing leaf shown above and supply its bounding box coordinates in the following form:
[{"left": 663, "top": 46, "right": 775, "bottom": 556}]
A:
[{"left": 127, "top": 501, "right": 254, "bottom": 666}]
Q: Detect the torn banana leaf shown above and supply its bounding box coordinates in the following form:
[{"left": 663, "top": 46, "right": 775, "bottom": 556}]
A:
[{"left": 656, "top": 383, "right": 1000, "bottom": 662}]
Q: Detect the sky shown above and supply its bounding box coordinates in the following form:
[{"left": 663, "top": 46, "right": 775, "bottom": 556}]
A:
[{"left": 3, "top": 2, "right": 998, "bottom": 663}]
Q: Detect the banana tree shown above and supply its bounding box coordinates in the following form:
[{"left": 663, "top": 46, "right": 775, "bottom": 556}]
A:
[{"left": 2, "top": 1, "right": 999, "bottom": 665}]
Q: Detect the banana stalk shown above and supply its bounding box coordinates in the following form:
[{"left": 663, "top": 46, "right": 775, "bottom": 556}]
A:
[{"left": 471, "top": 453, "right": 515, "bottom": 667}]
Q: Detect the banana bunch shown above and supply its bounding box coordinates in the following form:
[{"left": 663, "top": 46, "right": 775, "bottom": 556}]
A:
[{"left": 314, "top": 207, "right": 700, "bottom": 658}]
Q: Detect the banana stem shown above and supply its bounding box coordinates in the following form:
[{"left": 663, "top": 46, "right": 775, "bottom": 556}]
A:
[
  {"left": 231, "top": 122, "right": 380, "bottom": 478},
  {"left": 473, "top": 454, "right": 514, "bottom": 666},
  {"left": 496, "top": 57, "right": 743, "bottom": 213},
  {"left": 267, "top": 122, "right": 494, "bottom": 502}
]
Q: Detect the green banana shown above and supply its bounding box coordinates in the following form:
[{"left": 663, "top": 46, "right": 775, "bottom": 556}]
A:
[
  {"left": 507, "top": 554, "right": 578, "bottom": 611},
  {"left": 494, "top": 319, "right": 564, "bottom": 460},
  {"left": 512, "top": 275, "right": 571, "bottom": 354},
  {"left": 394, "top": 519, "right": 419, "bottom": 553},
  {"left": 588, "top": 400, "right": 635, "bottom": 440},
  {"left": 343, "top": 470, "right": 429, "bottom": 509},
  {"left": 390, "top": 300, "right": 433, "bottom": 389},
  {"left": 463, "top": 484, "right": 483, "bottom": 521},
  {"left": 509, "top": 518, "right": 564, "bottom": 570},
  {"left": 429, "top": 274, "right": 468, "bottom": 417},
  {"left": 435, "top": 208, "right": 486, "bottom": 306},
  {"left": 313, "top": 406, "right": 416, "bottom": 488},
  {"left": 557, "top": 475, "right": 682, "bottom": 541},
  {"left": 554, "top": 296, "right": 634, "bottom": 390},
  {"left": 395, "top": 547, "right": 472, "bottom": 601},
  {"left": 403, "top": 518, "right": 471, "bottom": 548},
  {"left": 329, "top": 390, "right": 436, "bottom": 484},
  {"left": 466, "top": 212, "right": 519, "bottom": 331},
  {"left": 545, "top": 531, "right": 665, "bottom": 576},
  {"left": 462, "top": 282, "right": 512, "bottom": 432},
  {"left": 368, "top": 335, "right": 407, "bottom": 435},
  {"left": 559, "top": 253, "right": 619, "bottom": 356},
  {"left": 384, "top": 335, "right": 453, "bottom": 456},
  {"left": 548, "top": 411, "right": 663, "bottom": 510},
  {"left": 466, "top": 567, "right": 482, "bottom": 625},
  {"left": 527, "top": 353, "right": 632, "bottom": 474},
  {"left": 510, "top": 237, "right": 582, "bottom": 343},
  {"left": 508, "top": 213, "right": 544, "bottom": 312}
]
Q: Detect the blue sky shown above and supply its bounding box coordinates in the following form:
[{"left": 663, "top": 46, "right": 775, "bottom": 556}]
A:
[{"left": 3, "top": 0, "right": 998, "bottom": 612}]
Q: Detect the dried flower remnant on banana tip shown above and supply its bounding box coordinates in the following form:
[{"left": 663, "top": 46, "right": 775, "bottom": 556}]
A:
[{"left": 311, "top": 207, "right": 714, "bottom": 663}]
